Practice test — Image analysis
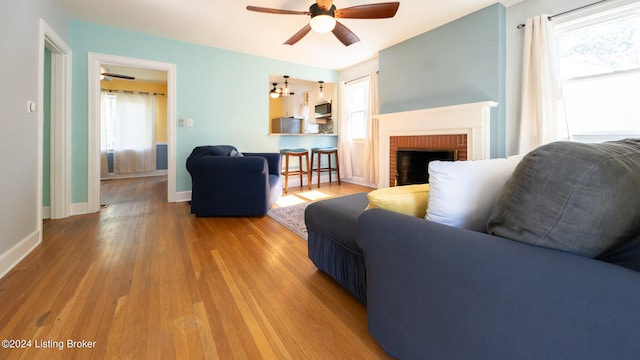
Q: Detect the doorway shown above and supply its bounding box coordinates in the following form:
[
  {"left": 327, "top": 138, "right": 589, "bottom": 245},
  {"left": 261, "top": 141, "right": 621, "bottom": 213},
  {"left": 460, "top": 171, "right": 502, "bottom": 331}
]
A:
[
  {"left": 87, "top": 53, "right": 177, "bottom": 213},
  {"left": 99, "top": 65, "right": 168, "bottom": 181},
  {"left": 39, "top": 19, "right": 71, "bottom": 222}
]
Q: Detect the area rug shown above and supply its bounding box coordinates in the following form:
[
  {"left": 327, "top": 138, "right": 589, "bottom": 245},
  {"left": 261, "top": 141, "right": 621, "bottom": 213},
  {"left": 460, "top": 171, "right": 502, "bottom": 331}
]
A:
[{"left": 267, "top": 202, "right": 311, "bottom": 240}]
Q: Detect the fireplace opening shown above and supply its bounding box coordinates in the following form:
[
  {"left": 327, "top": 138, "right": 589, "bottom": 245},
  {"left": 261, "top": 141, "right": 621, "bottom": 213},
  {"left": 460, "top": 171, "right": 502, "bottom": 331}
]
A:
[{"left": 396, "top": 149, "right": 458, "bottom": 186}]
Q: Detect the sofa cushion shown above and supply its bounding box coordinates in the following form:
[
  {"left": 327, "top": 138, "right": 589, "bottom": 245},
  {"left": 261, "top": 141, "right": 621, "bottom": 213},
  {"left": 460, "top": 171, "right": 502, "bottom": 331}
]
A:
[
  {"left": 366, "top": 184, "right": 430, "bottom": 218},
  {"left": 305, "top": 193, "right": 369, "bottom": 254},
  {"left": 487, "top": 139, "right": 640, "bottom": 258},
  {"left": 426, "top": 155, "right": 524, "bottom": 232}
]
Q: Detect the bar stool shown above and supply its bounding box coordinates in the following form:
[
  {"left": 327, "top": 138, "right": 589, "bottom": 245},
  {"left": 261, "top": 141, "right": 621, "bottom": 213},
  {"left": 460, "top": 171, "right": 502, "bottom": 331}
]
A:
[
  {"left": 310, "top": 147, "right": 341, "bottom": 188},
  {"left": 279, "top": 148, "right": 311, "bottom": 193}
]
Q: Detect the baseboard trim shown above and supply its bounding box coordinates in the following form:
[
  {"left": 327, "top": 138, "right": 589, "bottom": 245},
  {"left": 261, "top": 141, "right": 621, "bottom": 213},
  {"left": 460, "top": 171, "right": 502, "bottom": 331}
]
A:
[
  {"left": 0, "top": 229, "right": 41, "bottom": 280},
  {"left": 70, "top": 202, "right": 89, "bottom": 216},
  {"left": 176, "top": 191, "right": 192, "bottom": 202},
  {"left": 42, "top": 206, "right": 51, "bottom": 219}
]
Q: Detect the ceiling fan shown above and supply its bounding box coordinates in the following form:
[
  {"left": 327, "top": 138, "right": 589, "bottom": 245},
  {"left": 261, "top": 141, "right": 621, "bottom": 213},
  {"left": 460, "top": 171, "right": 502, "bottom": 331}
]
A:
[
  {"left": 100, "top": 66, "right": 135, "bottom": 81},
  {"left": 247, "top": 1, "right": 400, "bottom": 46}
]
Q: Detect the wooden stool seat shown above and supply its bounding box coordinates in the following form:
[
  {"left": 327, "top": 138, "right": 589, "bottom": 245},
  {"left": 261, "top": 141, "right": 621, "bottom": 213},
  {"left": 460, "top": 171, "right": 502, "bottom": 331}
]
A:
[
  {"left": 280, "top": 148, "right": 311, "bottom": 193},
  {"left": 310, "top": 147, "right": 341, "bottom": 188}
]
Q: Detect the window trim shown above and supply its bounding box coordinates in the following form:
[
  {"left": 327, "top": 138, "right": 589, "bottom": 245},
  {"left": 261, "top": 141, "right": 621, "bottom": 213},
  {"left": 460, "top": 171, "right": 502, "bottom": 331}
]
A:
[{"left": 344, "top": 78, "right": 370, "bottom": 141}]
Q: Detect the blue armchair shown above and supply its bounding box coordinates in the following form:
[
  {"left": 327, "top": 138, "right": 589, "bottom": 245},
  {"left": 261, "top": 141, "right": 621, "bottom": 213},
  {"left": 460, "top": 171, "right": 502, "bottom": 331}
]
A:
[{"left": 186, "top": 145, "right": 282, "bottom": 217}]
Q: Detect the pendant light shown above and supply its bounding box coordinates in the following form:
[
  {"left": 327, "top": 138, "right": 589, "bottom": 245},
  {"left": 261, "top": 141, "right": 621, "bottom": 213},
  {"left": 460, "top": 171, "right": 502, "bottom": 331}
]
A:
[
  {"left": 283, "top": 75, "right": 290, "bottom": 96},
  {"left": 318, "top": 81, "right": 325, "bottom": 100},
  {"left": 270, "top": 83, "right": 280, "bottom": 98}
]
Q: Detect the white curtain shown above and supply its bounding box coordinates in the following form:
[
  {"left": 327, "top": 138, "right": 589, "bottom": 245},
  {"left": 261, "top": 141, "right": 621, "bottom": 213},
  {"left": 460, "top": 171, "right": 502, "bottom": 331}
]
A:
[
  {"left": 363, "top": 71, "right": 379, "bottom": 185},
  {"left": 337, "top": 81, "right": 354, "bottom": 179},
  {"left": 102, "top": 91, "right": 157, "bottom": 174},
  {"left": 100, "top": 92, "right": 110, "bottom": 176},
  {"left": 519, "top": 15, "right": 567, "bottom": 154}
]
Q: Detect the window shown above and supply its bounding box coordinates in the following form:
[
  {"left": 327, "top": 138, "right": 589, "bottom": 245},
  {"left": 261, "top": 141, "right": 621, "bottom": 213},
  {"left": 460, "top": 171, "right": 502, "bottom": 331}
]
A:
[
  {"left": 346, "top": 79, "right": 369, "bottom": 140},
  {"left": 555, "top": 1, "right": 640, "bottom": 142}
]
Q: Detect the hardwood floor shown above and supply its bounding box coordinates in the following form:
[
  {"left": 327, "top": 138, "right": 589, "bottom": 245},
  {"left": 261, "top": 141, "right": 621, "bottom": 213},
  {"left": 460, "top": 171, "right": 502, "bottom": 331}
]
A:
[{"left": 0, "top": 177, "right": 390, "bottom": 359}]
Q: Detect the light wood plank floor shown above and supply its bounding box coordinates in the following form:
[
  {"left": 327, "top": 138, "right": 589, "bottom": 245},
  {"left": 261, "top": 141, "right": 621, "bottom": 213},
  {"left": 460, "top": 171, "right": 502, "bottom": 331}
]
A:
[{"left": 0, "top": 177, "right": 391, "bottom": 359}]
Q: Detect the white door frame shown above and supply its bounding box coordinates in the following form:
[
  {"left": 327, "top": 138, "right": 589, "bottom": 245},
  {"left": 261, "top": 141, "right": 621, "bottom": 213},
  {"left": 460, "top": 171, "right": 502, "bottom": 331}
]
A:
[
  {"left": 87, "top": 53, "right": 177, "bottom": 212},
  {"left": 38, "top": 19, "right": 71, "bottom": 221}
]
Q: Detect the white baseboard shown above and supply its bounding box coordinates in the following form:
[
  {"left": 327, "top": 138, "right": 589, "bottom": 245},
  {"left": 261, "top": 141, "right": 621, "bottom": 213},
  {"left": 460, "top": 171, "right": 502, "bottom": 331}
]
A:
[
  {"left": 0, "top": 229, "right": 41, "bottom": 280},
  {"left": 175, "top": 191, "right": 192, "bottom": 202},
  {"left": 42, "top": 206, "right": 51, "bottom": 219},
  {"left": 70, "top": 202, "right": 89, "bottom": 216}
]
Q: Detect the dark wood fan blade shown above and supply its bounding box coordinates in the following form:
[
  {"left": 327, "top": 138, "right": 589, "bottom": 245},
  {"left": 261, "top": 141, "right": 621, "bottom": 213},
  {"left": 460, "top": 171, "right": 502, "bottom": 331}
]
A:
[
  {"left": 317, "top": 0, "right": 334, "bottom": 11},
  {"left": 103, "top": 73, "right": 135, "bottom": 80},
  {"left": 284, "top": 24, "right": 312, "bottom": 45},
  {"left": 335, "top": 2, "right": 400, "bottom": 19},
  {"left": 246, "top": 6, "right": 309, "bottom": 15},
  {"left": 332, "top": 21, "right": 360, "bottom": 46}
]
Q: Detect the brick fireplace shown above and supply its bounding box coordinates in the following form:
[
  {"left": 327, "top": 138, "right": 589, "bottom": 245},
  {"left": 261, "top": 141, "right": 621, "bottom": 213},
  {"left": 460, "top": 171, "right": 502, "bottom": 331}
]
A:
[
  {"left": 374, "top": 101, "right": 497, "bottom": 188},
  {"left": 390, "top": 135, "right": 467, "bottom": 186}
]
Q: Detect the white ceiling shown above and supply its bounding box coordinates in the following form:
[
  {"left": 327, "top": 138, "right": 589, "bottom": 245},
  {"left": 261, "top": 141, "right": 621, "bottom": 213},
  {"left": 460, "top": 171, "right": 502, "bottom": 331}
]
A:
[{"left": 61, "top": 0, "right": 521, "bottom": 71}]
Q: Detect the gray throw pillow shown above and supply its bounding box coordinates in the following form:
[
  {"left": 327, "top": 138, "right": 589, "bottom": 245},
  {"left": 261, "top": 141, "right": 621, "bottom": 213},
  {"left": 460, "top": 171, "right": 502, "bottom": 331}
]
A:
[
  {"left": 487, "top": 139, "right": 640, "bottom": 257},
  {"left": 230, "top": 149, "right": 244, "bottom": 157}
]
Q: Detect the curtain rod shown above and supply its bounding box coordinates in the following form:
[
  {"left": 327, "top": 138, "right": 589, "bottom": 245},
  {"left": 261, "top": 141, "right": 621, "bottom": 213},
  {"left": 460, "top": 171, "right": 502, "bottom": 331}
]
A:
[
  {"left": 343, "top": 71, "right": 378, "bottom": 85},
  {"left": 516, "top": 0, "right": 608, "bottom": 29},
  {"left": 101, "top": 88, "right": 165, "bottom": 96}
]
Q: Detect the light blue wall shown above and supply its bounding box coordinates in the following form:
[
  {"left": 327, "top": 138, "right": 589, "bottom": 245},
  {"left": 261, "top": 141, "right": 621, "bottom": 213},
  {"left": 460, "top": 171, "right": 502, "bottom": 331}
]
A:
[
  {"left": 70, "top": 22, "right": 338, "bottom": 202},
  {"left": 378, "top": 3, "right": 506, "bottom": 157}
]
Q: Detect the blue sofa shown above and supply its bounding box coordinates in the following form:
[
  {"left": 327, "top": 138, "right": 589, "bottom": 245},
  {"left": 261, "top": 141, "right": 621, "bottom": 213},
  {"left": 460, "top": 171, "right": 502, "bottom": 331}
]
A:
[
  {"left": 305, "top": 139, "right": 640, "bottom": 359},
  {"left": 186, "top": 145, "right": 282, "bottom": 217},
  {"left": 356, "top": 209, "right": 640, "bottom": 359}
]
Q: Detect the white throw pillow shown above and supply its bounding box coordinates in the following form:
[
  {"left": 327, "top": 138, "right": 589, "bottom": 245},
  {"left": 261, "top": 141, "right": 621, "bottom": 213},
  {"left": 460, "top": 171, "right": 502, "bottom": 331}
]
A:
[{"left": 425, "top": 155, "right": 524, "bottom": 232}]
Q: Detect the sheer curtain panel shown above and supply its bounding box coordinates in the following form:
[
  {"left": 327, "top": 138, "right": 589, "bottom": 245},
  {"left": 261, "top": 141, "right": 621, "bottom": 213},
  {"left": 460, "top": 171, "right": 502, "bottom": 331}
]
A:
[
  {"left": 337, "top": 81, "right": 354, "bottom": 179},
  {"left": 363, "top": 71, "right": 379, "bottom": 185},
  {"left": 101, "top": 91, "right": 157, "bottom": 174},
  {"left": 519, "top": 15, "right": 567, "bottom": 154}
]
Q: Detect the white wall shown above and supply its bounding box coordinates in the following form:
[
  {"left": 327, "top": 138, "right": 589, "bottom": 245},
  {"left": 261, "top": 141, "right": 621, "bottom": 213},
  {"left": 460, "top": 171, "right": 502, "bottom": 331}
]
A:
[
  {"left": 0, "top": 0, "right": 71, "bottom": 275},
  {"left": 339, "top": 57, "right": 379, "bottom": 83},
  {"left": 505, "top": 0, "right": 595, "bottom": 155}
]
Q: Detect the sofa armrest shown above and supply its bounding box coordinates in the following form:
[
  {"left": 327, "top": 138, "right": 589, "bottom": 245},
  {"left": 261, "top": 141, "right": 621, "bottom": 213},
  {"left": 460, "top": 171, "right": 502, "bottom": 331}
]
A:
[
  {"left": 356, "top": 209, "right": 640, "bottom": 359},
  {"left": 244, "top": 152, "right": 281, "bottom": 176},
  {"left": 187, "top": 156, "right": 271, "bottom": 216}
]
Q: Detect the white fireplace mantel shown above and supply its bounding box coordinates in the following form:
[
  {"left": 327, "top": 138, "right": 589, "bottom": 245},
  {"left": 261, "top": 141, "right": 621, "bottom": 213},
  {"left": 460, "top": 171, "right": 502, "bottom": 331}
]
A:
[{"left": 374, "top": 101, "right": 497, "bottom": 188}]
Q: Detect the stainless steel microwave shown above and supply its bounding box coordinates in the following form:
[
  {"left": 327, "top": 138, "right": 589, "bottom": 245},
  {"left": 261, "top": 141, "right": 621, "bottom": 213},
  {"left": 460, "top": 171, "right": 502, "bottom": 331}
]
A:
[{"left": 314, "top": 101, "right": 332, "bottom": 118}]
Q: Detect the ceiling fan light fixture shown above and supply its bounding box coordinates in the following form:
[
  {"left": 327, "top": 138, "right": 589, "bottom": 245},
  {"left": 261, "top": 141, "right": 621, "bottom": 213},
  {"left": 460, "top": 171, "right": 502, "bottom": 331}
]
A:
[
  {"left": 309, "top": 3, "right": 336, "bottom": 33},
  {"left": 310, "top": 14, "right": 336, "bottom": 33}
]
